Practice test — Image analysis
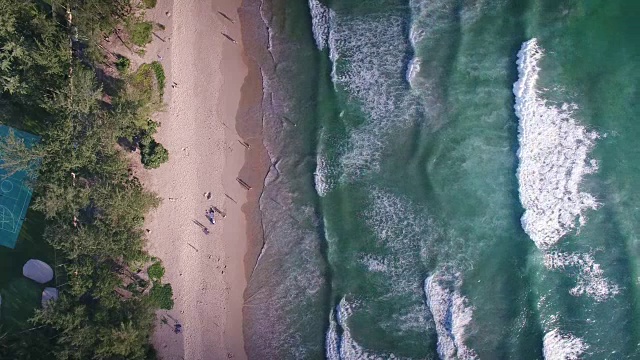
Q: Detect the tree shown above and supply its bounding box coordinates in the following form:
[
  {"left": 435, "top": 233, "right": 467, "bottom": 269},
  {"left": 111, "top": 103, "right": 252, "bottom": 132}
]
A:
[{"left": 0, "top": 129, "right": 42, "bottom": 178}]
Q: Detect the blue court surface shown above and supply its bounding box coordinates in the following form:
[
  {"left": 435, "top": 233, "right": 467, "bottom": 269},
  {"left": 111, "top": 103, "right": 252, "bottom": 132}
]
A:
[{"left": 0, "top": 125, "right": 39, "bottom": 249}]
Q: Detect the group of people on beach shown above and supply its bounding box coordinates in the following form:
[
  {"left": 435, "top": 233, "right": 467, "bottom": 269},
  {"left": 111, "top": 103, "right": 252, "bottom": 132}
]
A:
[{"left": 194, "top": 206, "right": 219, "bottom": 235}]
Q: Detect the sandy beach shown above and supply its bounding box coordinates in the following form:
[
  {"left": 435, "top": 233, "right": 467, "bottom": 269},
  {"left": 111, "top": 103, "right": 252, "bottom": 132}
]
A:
[{"left": 137, "top": 0, "right": 264, "bottom": 358}]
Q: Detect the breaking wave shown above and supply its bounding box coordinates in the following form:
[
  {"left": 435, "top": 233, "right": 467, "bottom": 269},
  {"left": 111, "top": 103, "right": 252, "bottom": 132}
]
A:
[
  {"left": 542, "top": 329, "right": 588, "bottom": 360},
  {"left": 514, "top": 38, "right": 600, "bottom": 250},
  {"left": 326, "top": 298, "right": 405, "bottom": 360},
  {"left": 425, "top": 272, "right": 478, "bottom": 360},
  {"left": 308, "top": 0, "right": 331, "bottom": 50}
]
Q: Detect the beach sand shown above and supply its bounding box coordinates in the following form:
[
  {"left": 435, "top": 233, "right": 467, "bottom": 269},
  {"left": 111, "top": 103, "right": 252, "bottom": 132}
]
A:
[{"left": 137, "top": 0, "right": 266, "bottom": 358}]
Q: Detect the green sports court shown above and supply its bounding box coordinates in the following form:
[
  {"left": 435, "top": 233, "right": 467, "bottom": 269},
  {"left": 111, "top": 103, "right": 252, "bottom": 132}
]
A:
[{"left": 0, "top": 125, "right": 39, "bottom": 249}]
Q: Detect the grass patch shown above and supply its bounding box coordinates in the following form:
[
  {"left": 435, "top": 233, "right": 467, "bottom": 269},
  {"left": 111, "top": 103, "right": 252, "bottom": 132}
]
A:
[
  {"left": 150, "top": 61, "right": 165, "bottom": 97},
  {"left": 0, "top": 208, "right": 53, "bottom": 331},
  {"left": 149, "top": 283, "right": 173, "bottom": 310},
  {"left": 126, "top": 20, "right": 153, "bottom": 47},
  {"left": 129, "top": 64, "right": 156, "bottom": 104},
  {"left": 130, "top": 62, "right": 165, "bottom": 102},
  {"left": 142, "top": 0, "right": 157, "bottom": 9}
]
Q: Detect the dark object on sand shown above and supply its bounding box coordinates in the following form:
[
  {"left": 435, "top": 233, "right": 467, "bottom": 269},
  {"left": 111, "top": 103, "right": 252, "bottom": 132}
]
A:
[
  {"left": 221, "top": 33, "right": 238, "bottom": 44},
  {"left": 192, "top": 219, "right": 210, "bottom": 234},
  {"left": 212, "top": 206, "right": 227, "bottom": 218},
  {"left": 218, "top": 11, "right": 235, "bottom": 23},
  {"left": 236, "top": 178, "right": 251, "bottom": 190},
  {"left": 225, "top": 193, "right": 237, "bottom": 204},
  {"left": 174, "top": 323, "right": 182, "bottom": 334}
]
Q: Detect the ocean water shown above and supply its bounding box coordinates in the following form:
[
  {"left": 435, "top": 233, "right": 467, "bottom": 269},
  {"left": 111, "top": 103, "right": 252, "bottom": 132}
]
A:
[{"left": 244, "top": 0, "right": 640, "bottom": 358}]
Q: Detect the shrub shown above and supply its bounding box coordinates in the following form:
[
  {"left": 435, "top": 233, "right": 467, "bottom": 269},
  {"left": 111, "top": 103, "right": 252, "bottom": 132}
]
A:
[
  {"left": 149, "top": 283, "right": 174, "bottom": 310},
  {"left": 115, "top": 56, "right": 130, "bottom": 73},
  {"left": 147, "top": 261, "right": 165, "bottom": 281}
]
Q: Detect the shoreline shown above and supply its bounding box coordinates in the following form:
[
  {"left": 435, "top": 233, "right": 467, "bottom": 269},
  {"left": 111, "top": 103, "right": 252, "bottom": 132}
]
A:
[{"left": 139, "top": 0, "right": 266, "bottom": 358}]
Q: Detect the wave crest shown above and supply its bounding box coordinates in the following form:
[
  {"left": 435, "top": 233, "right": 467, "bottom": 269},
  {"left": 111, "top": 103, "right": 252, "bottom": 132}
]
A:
[
  {"left": 425, "top": 272, "right": 478, "bottom": 360},
  {"left": 514, "top": 38, "right": 600, "bottom": 250}
]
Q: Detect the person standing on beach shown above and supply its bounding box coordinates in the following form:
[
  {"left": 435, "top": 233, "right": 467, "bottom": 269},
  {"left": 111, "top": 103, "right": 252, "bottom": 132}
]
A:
[{"left": 206, "top": 209, "right": 215, "bottom": 225}]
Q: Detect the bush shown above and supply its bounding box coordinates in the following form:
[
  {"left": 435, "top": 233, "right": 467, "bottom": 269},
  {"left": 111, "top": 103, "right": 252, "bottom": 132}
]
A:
[
  {"left": 147, "top": 261, "right": 165, "bottom": 281},
  {"left": 143, "top": 0, "right": 157, "bottom": 9},
  {"left": 127, "top": 20, "right": 153, "bottom": 47},
  {"left": 140, "top": 137, "right": 169, "bottom": 169},
  {"left": 115, "top": 56, "right": 130, "bottom": 73},
  {"left": 149, "top": 283, "right": 174, "bottom": 310}
]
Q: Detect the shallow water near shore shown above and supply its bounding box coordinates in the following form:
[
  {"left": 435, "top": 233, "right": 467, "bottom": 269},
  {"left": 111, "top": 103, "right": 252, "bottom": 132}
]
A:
[{"left": 244, "top": 0, "right": 640, "bottom": 358}]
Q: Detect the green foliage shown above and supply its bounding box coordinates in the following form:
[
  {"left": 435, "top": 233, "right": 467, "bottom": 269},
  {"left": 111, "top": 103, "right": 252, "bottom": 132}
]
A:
[
  {"left": 0, "top": 0, "right": 69, "bottom": 101},
  {"left": 115, "top": 56, "right": 131, "bottom": 73},
  {"left": 127, "top": 19, "right": 153, "bottom": 47},
  {"left": 149, "top": 283, "right": 173, "bottom": 310},
  {"left": 147, "top": 261, "right": 165, "bottom": 281},
  {"left": 0, "top": 0, "right": 171, "bottom": 358},
  {"left": 143, "top": 0, "right": 157, "bottom": 9}
]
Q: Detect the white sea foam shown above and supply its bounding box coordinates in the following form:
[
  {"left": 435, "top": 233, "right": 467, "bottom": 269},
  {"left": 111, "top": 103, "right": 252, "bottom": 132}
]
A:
[
  {"left": 544, "top": 251, "right": 620, "bottom": 302},
  {"left": 361, "top": 189, "right": 432, "bottom": 334},
  {"left": 514, "top": 38, "right": 600, "bottom": 250},
  {"left": 308, "top": 0, "right": 331, "bottom": 50},
  {"left": 327, "top": 13, "right": 420, "bottom": 178},
  {"left": 542, "top": 329, "right": 588, "bottom": 360},
  {"left": 314, "top": 153, "right": 332, "bottom": 197},
  {"left": 359, "top": 254, "right": 389, "bottom": 272},
  {"left": 425, "top": 273, "right": 478, "bottom": 360},
  {"left": 407, "top": 57, "right": 421, "bottom": 88}
]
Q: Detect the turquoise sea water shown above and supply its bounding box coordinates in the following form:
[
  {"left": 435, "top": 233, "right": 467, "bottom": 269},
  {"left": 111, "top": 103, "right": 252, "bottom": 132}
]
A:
[{"left": 244, "top": 0, "right": 640, "bottom": 358}]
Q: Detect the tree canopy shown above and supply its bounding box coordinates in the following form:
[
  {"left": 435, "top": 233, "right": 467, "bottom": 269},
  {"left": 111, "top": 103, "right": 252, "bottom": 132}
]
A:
[{"left": 0, "top": 1, "right": 172, "bottom": 358}]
